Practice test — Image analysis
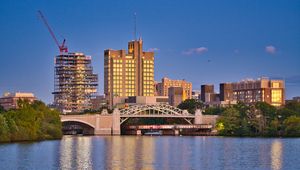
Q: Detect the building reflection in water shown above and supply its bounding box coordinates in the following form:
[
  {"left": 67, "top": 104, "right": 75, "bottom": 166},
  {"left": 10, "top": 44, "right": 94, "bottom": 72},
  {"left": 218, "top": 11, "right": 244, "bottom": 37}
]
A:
[
  {"left": 76, "top": 137, "right": 92, "bottom": 169},
  {"left": 271, "top": 140, "right": 282, "bottom": 170},
  {"left": 59, "top": 137, "right": 73, "bottom": 169},
  {"left": 59, "top": 136, "right": 92, "bottom": 170},
  {"left": 107, "top": 136, "right": 155, "bottom": 169}
]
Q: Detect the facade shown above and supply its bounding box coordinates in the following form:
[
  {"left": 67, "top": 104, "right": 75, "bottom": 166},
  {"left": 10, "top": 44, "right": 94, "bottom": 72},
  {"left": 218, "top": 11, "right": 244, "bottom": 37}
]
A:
[
  {"left": 90, "top": 95, "right": 107, "bottom": 110},
  {"left": 201, "top": 85, "right": 215, "bottom": 102},
  {"left": 112, "top": 96, "right": 169, "bottom": 108},
  {"left": 220, "top": 83, "right": 233, "bottom": 102},
  {"left": 156, "top": 77, "right": 192, "bottom": 100},
  {"left": 0, "top": 92, "right": 36, "bottom": 110},
  {"left": 104, "top": 38, "right": 155, "bottom": 107},
  {"left": 168, "top": 87, "right": 184, "bottom": 106},
  {"left": 53, "top": 52, "right": 98, "bottom": 113},
  {"left": 292, "top": 97, "right": 300, "bottom": 102},
  {"left": 192, "top": 90, "right": 201, "bottom": 100},
  {"left": 231, "top": 78, "right": 285, "bottom": 106}
]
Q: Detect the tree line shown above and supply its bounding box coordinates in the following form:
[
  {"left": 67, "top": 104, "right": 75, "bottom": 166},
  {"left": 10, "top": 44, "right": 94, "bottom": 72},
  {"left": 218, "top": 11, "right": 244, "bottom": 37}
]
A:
[
  {"left": 0, "top": 100, "right": 62, "bottom": 142},
  {"left": 178, "top": 99, "right": 300, "bottom": 137}
]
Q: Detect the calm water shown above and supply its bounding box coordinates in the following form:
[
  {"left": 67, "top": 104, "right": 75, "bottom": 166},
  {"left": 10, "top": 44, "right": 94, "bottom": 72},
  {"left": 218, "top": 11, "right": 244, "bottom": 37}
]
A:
[{"left": 0, "top": 136, "right": 299, "bottom": 170}]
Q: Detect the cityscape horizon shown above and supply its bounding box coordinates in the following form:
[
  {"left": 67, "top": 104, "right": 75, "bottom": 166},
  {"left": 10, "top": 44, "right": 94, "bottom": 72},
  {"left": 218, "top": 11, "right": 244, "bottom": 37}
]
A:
[{"left": 0, "top": 1, "right": 299, "bottom": 104}]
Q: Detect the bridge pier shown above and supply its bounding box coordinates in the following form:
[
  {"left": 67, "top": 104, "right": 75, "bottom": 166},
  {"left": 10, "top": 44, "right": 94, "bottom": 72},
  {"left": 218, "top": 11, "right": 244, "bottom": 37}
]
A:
[
  {"left": 174, "top": 129, "right": 180, "bottom": 136},
  {"left": 112, "top": 108, "right": 121, "bottom": 135},
  {"left": 194, "top": 109, "right": 203, "bottom": 124},
  {"left": 136, "top": 130, "right": 142, "bottom": 135}
]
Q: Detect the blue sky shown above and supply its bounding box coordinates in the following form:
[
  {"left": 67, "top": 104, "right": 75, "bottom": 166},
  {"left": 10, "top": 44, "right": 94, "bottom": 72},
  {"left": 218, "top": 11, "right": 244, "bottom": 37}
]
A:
[{"left": 0, "top": 0, "right": 299, "bottom": 103}]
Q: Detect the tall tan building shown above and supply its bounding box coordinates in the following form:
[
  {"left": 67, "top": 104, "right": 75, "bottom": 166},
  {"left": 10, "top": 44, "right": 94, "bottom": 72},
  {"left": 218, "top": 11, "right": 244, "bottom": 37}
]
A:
[
  {"left": 156, "top": 77, "right": 192, "bottom": 101},
  {"left": 104, "top": 38, "right": 154, "bottom": 106}
]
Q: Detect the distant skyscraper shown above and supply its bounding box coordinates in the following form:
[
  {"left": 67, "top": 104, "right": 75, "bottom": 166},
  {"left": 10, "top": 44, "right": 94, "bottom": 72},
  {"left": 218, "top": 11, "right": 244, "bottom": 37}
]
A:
[
  {"left": 220, "top": 83, "right": 233, "bottom": 102},
  {"left": 104, "top": 38, "right": 155, "bottom": 107},
  {"left": 201, "top": 85, "right": 214, "bottom": 102},
  {"left": 156, "top": 77, "right": 192, "bottom": 100},
  {"left": 53, "top": 52, "right": 98, "bottom": 113}
]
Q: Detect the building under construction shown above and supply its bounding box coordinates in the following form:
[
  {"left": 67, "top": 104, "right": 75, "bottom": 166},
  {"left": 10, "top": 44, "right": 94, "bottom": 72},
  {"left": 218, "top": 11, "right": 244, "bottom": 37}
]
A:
[{"left": 53, "top": 52, "right": 98, "bottom": 113}]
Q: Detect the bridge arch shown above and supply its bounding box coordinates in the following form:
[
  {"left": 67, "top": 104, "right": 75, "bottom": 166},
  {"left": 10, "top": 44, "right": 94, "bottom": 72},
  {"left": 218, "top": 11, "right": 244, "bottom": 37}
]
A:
[
  {"left": 119, "top": 104, "right": 194, "bottom": 125},
  {"left": 61, "top": 119, "right": 95, "bottom": 135},
  {"left": 61, "top": 119, "right": 96, "bottom": 129},
  {"left": 120, "top": 104, "right": 191, "bottom": 116}
]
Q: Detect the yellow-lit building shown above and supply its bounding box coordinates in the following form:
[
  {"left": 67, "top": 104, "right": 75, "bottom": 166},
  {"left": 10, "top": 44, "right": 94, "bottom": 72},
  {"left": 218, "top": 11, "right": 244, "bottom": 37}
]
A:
[
  {"left": 231, "top": 78, "right": 285, "bottom": 106},
  {"left": 104, "top": 38, "right": 155, "bottom": 107},
  {"left": 156, "top": 77, "right": 192, "bottom": 101}
]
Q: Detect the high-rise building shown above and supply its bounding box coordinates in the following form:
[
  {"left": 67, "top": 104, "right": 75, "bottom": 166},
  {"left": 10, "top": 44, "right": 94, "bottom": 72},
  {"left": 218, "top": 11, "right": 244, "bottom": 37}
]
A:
[
  {"left": 53, "top": 52, "right": 98, "bottom": 113},
  {"left": 231, "top": 78, "right": 285, "bottom": 106},
  {"left": 156, "top": 77, "right": 192, "bottom": 100},
  {"left": 104, "top": 38, "right": 155, "bottom": 107},
  {"left": 201, "top": 85, "right": 214, "bottom": 102},
  {"left": 220, "top": 83, "right": 233, "bottom": 102},
  {"left": 0, "top": 92, "right": 36, "bottom": 110}
]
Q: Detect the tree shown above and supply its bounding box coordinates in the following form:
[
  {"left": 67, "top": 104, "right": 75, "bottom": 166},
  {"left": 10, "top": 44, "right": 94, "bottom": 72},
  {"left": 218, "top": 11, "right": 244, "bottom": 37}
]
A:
[
  {"left": 204, "top": 107, "right": 225, "bottom": 115},
  {"left": 177, "top": 99, "right": 204, "bottom": 114},
  {"left": 283, "top": 116, "right": 300, "bottom": 137},
  {"left": 0, "top": 100, "right": 62, "bottom": 142},
  {"left": 0, "top": 105, "right": 5, "bottom": 113},
  {"left": 255, "top": 102, "right": 276, "bottom": 119},
  {"left": 0, "top": 115, "right": 10, "bottom": 142},
  {"left": 285, "top": 101, "right": 300, "bottom": 116},
  {"left": 217, "top": 107, "right": 243, "bottom": 136}
]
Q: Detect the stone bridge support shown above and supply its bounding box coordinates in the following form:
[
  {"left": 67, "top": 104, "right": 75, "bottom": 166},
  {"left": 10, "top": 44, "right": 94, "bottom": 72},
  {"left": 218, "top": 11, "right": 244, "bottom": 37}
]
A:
[
  {"left": 194, "top": 109, "right": 203, "bottom": 124},
  {"left": 112, "top": 108, "right": 121, "bottom": 135}
]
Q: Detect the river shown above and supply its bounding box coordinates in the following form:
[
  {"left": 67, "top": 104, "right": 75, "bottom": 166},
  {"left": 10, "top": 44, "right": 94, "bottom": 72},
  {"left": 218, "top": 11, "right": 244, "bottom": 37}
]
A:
[{"left": 0, "top": 136, "right": 299, "bottom": 170}]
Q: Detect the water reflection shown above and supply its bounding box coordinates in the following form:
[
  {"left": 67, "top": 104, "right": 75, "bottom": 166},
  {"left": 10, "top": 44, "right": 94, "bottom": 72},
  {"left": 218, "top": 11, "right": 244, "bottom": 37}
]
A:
[
  {"left": 271, "top": 140, "right": 282, "bottom": 170},
  {"left": 105, "top": 136, "right": 155, "bottom": 169},
  {"left": 59, "top": 137, "right": 73, "bottom": 169},
  {"left": 2, "top": 136, "right": 296, "bottom": 169},
  {"left": 59, "top": 136, "right": 92, "bottom": 170}
]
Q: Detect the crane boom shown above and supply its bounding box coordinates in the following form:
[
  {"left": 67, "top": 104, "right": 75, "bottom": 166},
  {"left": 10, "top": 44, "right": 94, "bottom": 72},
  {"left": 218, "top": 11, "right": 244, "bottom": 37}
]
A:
[{"left": 37, "top": 10, "right": 68, "bottom": 54}]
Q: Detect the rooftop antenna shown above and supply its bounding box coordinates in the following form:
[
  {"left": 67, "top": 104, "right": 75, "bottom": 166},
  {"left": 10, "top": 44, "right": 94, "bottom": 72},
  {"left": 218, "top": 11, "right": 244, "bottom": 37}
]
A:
[{"left": 134, "top": 12, "right": 137, "bottom": 40}]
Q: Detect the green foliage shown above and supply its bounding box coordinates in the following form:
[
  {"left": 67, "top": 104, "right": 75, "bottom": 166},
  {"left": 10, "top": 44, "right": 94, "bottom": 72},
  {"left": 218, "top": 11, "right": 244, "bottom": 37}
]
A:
[
  {"left": 177, "top": 99, "right": 204, "bottom": 114},
  {"left": 283, "top": 116, "right": 300, "bottom": 137},
  {"left": 0, "top": 115, "right": 10, "bottom": 142},
  {"left": 204, "top": 107, "right": 225, "bottom": 115},
  {"left": 0, "top": 105, "right": 5, "bottom": 113},
  {"left": 216, "top": 101, "right": 300, "bottom": 137},
  {"left": 0, "top": 100, "right": 62, "bottom": 143}
]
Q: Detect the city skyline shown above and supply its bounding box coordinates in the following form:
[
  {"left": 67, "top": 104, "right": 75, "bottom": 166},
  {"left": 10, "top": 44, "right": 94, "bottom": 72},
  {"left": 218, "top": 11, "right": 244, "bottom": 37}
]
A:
[{"left": 0, "top": 0, "right": 300, "bottom": 103}]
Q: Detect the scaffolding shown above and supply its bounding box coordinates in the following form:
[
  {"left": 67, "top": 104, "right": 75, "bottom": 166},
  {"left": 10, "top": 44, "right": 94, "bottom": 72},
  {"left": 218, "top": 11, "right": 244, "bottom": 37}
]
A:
[{"left": 53, "top": 52, "right": 98, "bottom": 113}]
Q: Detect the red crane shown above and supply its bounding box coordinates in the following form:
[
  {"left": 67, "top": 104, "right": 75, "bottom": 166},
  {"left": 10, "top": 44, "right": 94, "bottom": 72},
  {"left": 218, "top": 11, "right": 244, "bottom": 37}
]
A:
[{"left": 37, "top": 10, "right": 68, "bottom": 54}]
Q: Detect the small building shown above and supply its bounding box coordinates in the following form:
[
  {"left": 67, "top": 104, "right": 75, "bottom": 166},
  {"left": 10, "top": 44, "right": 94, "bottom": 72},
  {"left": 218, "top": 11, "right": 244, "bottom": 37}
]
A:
[
  {"left": 0, "top": 92, "right": 36, "bottom": 110},
  {"left": 156, "top": 77, "right": 192, "bottom": 100},
  {"left": 168, "top": 87, "right": 184, "bottom": 107},
  {"left": 113, "top": 96, "right": 169, "bottom": 108},
  {"left": 90, "top": 95, "right": 107, "bottom": 110},
  {"left": 192, "top": 90, "right": 201, "bottom": 100}
]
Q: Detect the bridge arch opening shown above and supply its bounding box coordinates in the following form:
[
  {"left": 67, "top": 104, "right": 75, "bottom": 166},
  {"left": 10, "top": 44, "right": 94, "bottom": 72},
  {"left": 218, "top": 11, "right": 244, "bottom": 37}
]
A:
[{"left": 62, "top": 121, "right": 95, "bottom": 135}]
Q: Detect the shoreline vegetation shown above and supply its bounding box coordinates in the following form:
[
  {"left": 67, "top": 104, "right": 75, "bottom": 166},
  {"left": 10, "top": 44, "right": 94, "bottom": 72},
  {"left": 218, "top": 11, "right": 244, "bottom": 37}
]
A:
[
  {"left": 0, "top": 100, "right": 62, "bottom": 143},
  {"left": 178, "top": 99, "right": 300, "bottom": 137},
  {"left": 1, "top": 100, "right": 300, "bottom": 143}
]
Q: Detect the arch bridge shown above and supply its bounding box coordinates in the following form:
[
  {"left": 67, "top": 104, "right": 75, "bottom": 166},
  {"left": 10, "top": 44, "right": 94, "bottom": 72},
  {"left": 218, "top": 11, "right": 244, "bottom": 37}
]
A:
[{"left": 60, "top": 104, "right": 217, "bottom": 135}]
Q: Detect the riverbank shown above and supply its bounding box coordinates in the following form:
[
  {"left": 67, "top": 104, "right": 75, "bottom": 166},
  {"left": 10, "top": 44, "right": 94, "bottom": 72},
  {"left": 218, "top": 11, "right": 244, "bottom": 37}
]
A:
[{"left": 0, "top": 100, "right": 62, "bottom": 143}]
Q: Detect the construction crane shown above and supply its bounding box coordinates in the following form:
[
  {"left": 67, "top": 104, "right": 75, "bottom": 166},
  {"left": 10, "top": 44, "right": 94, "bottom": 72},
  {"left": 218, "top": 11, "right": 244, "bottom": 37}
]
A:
[{"left": 37, "top": 10, "right": 68, "bottom": 54}]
